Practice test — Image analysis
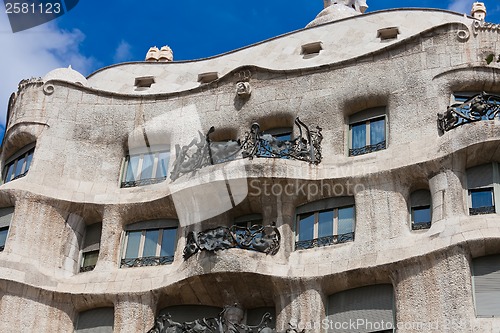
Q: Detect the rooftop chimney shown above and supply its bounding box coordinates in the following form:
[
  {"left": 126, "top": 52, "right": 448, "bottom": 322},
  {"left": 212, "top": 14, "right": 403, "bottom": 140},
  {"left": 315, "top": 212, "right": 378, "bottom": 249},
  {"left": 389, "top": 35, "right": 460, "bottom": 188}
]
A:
[
  {"left": 145, "top": 46, "right": 173, "bottom": 62},
  {"left": 471, "top": 2, "right": 486, "bottom": 21}
]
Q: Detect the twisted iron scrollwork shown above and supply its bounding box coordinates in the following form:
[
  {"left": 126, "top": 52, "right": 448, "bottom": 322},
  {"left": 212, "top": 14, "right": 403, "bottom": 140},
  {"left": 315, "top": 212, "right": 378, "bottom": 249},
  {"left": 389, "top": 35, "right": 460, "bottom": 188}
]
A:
[
  {"left": 121, "top": 255, "right": 174, "bottom": 268},
  {"left": 183, "top": 224, "right": 280, "bottom": 260},
  {"left": 147, "top": 308, "right": 302, "bottom": 333},
  {"left": 170, "top": 117, "right": 322, "bottom": 181},
  {"left": 437, "top": 92, "right": 500, "bottom": 132}
]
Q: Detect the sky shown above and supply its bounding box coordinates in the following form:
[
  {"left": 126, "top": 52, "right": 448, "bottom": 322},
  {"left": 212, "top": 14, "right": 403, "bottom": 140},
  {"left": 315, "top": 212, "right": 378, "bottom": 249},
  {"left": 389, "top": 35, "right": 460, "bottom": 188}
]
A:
[{"left": 0, "top": 0, "right": 499, "bottom": 141}]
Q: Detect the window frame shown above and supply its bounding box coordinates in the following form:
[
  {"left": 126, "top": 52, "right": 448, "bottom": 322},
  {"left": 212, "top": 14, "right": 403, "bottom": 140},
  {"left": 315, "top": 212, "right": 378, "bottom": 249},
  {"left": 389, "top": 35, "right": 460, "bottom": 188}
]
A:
[
  {"left": 0, "top": 207, "right": 14, "bottom": 252},
  {"left": 121, "top": 219, "right": 178, "bottom": 268},
  {"left": 295, "top": 197, "right": 355, "bottom": 250},
  {"left": 348, "top": 107, "right": 387, "bottom": 157},
  {"left": 2, "top": 143, "right": 35, "bottom": 184},
  {"left": 121, "top": 145, "right": 170, "bottom": 188},
  {"left": 409, "top": 189, "right": 432, "bottom": 231},
  {"left": 466, "top": 162, "right": 499, "bottom": 216},
  {"left": 80, "top": 222, "right": 102, "bottom": 273}
]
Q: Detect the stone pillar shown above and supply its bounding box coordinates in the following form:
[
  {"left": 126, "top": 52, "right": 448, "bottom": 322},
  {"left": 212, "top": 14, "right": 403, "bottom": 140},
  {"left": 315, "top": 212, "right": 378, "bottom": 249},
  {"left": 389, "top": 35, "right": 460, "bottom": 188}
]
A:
[
  {"left": 0, "top": 284, "right": 74, "bottom": 332},
  {"left": 114, "top": 293, "right": 157, "bottom": 333},
  {"left": 274, "top": 280, "right": 326, "bottom": 332},
  {"left": 392, "top": 246, "right": 474, "bottom": 332},
  {"left": 96, "top": 205, "right": 123, "bottom": 271},
  {"left": 429, "top": 165, "right": 465, "bottom": 222}
]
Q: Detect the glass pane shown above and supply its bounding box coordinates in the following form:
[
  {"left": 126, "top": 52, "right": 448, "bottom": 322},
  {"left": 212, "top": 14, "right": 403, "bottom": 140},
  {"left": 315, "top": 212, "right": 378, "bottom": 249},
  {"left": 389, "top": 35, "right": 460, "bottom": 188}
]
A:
[
  {"left": 24, "top": 151, "right": 33, "bottom": 172},
  {"left": 82, "top": 250, "right": 99, "bottom": 267},
  {"left": 4, "top": 163, "right": 14, "bottom": 183},
  {"left": 337, "top": 206, "right": 355, "bottom": 235},
  {"left": 298, "top": 213, "right": 315, "bottom": 241},
  {"left": 161, "top": 228, "right": 177, "bottom": 257},
  {"left": 318, "top": 210, "right": 334, "bottom": 238},
  {"left": 124, "top": 231, "right": 141, "bottom": 258},
  {"left": 370, "top": 117, "right": 385, "bottom": 145},
  {"left": 274, "top": 132, "right": 291, "bottom": 141},
  {"left": 413, "top": 206, "right": 431, "bottom": 223},
  {"left": 140, "top": 153, "right": 155, "bottom": 180},
  {"left": 143, "top": 229, "right": 159, "bottom": 257},
  {"left": 0, "top": 228, "right": 8, "bottom": 247},
  {"left": 125, "top": 155, "right": 140, "bottom": 182},
  {"left": 156, "top": 151, "right": 170, "bottom": 178},
  {"left": 471, "top": 189, "right": 493, "bottom": 208},
  {"left": 14, "top": 156, "right": 25, "bottom": 177},
  {"left": 351, "top": 122, "right": 366, "bottom": 149}
]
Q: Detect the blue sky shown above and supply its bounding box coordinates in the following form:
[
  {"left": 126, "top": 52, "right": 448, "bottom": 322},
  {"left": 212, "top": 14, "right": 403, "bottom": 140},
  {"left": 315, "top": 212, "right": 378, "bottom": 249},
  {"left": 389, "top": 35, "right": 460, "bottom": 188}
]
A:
[{"left": 0, "top": 0, "right": 499, "bottom": 141}]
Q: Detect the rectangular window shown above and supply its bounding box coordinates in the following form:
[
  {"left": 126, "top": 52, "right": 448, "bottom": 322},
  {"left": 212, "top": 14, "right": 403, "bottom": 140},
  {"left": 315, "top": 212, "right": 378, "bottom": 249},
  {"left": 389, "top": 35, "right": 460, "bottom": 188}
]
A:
[
  {"left": 80, "top": 222, "right": 102, "bottom": 273},
  {"left": 327, "top": 284, "right": 395, "bottom": 333},
  {"left": 410, "top": 190, "right": 432, "bottom": 230},
  {"left": 75, "top": 307, "right": 114, "bottom": 333},
  {"left": 467, "top": 163, "right": 496, "bottom": 216},
  {"left": 349, "top": 107, "right": 386, "bottom": 157},
  {"left": 3, "top": 145, "right": 35, "bottom": 184},
  {"left": 0, "top": 207, "right": 14, "bottom": 251},
  {"left": 296, "top": 203, "right": 355, "bottom": 250},
  {"left": 473, "top": 255, "right": 500, "bottom": 317},
  {"left": 121, "top": 220, "right": 178, "bottom": 268},
  {"left": 121, "top": 147, "right": 170, "bottom": 188}
]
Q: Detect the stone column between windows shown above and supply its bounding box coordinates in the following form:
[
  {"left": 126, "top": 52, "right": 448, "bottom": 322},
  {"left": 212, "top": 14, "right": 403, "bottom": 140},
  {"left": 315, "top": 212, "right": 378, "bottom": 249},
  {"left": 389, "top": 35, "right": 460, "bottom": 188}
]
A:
[
  {"left": 114, "top": 292, "right": 157, "bottom": 333},
  {"left": 274, "top": 280, "right": 326, "bottom": 332},
  {"left": 391, "top": 245, "right": 474, "bottom": 333},
  {"left": 429, "top": 163, "right": 465, "bottom": 222},
  {"left": 96, "top": 206, "right": 123, "bottom": 270}
]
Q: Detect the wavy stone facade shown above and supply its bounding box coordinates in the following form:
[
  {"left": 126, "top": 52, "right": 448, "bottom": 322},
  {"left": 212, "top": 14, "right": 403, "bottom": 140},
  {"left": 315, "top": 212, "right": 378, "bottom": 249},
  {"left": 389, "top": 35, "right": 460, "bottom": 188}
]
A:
[{"left": 1, "top": 6, "right": 500, "bottom": 333}]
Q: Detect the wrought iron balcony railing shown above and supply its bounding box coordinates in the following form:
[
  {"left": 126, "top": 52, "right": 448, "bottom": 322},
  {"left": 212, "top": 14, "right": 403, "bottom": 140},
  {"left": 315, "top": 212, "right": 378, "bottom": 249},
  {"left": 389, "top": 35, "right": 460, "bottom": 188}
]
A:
[
  {"left": 121, "top": 255, "right": 174, "bottom": 268},
  {"left": 79, "top": 265, "right": 96, "bottom": 273},
  {"left": 183, "top": 224, "right": 280, "bottom": 260},
  {"left": 438, "top": 92, "right": 500, "bottom": 132},
  {"left": 120, "top": 176, "right": 167, "bottom": 188},
  {"left": 411, "top": 222, "right": 431, "bottom": 231},
  {"left": 170, "top": 117, "right": 322, "bottom": 181},
  {"left": 295, "top": 232, "right": 354, "bottom": 250},
  {"left": 469, "top": 205, "right": 496, "bottom": 216},
  {"left": 349, "top": 141, "right": 386, "bottom": 156}
]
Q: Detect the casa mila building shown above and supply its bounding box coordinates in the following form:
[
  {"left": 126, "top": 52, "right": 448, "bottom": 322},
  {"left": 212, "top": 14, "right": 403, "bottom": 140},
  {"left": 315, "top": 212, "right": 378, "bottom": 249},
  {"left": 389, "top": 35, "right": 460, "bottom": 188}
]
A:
[{"left": 2, "top": 1, "right": 500, "bottom": 332}]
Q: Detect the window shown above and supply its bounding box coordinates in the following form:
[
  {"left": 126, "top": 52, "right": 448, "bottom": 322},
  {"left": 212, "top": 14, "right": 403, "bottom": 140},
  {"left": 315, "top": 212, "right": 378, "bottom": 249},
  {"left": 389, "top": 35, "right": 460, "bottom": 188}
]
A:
[
  {"left": 410, "top": 190, "right": 432, "bottom": 230},
  {"left": 234, "top": 213, "right": 263, "bottom": 228},
  {"left": 121, "top": 219, "right": 177, "bottom": 268},
  {"left": 301, "top": 41, "right": 323, "bottom": 58},
  {"left": 121, "top": 145, "right": 170, "bottom": 188},
  {"left": 198, "top": 72, "right": 219, "bottom": 84},
  {"left": 3, "top": 143, "right": 35, "bottom": 183},
  {"left": 75, "top": 307, "right": 114, "bottom": 333},
  {"left": 467, "top": 163, "right": 497, "bottom": 215},
  {"left": 377, "top": 27, "right": 400, "bottom": 41},
  {"left": 472, "top": 254, "right": 500, "bottom": 317},
  {"left": 257, "top": 127, "right": 293, "bottom": 158},
  {"left": 452, "top": 92, "right": 500, "bottom": 121},
  {"left": 295, "top": 197, "right": 355, "bottom": 250},
  {"left": 327, "top": 284, "right": 395, "bottom": 333},
  {"left": 80, "top": 223, "right": 102, "bottom": 273},
  {"left": 0, "top": 207, "right": 13, "bottom": 252},
  {"left": 349, "top": 107, "right": 386, "bottom": 156}
]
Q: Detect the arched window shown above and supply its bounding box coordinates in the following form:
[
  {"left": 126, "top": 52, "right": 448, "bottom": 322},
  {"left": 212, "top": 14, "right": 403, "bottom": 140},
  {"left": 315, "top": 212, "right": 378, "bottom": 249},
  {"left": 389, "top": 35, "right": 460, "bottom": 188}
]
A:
[
  {"left": 295, "top": 197, "right": 355, "bottom": 250},
  {"left": 410, "top": 190, "right": 432, "bottom": 230}
]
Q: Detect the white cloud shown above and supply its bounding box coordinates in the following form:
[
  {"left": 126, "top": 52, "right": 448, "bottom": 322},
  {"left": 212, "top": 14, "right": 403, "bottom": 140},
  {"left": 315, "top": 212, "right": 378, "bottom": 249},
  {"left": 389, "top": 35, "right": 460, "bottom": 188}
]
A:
[
  {"left": 448, "top": 0, "right": 472, "bottom": 14},
  {"left": 113, "top": 40, "right": 133, "bottom": 63},
  {"left": 0, "top": 12, "right": 95, "bottom": 127}
]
